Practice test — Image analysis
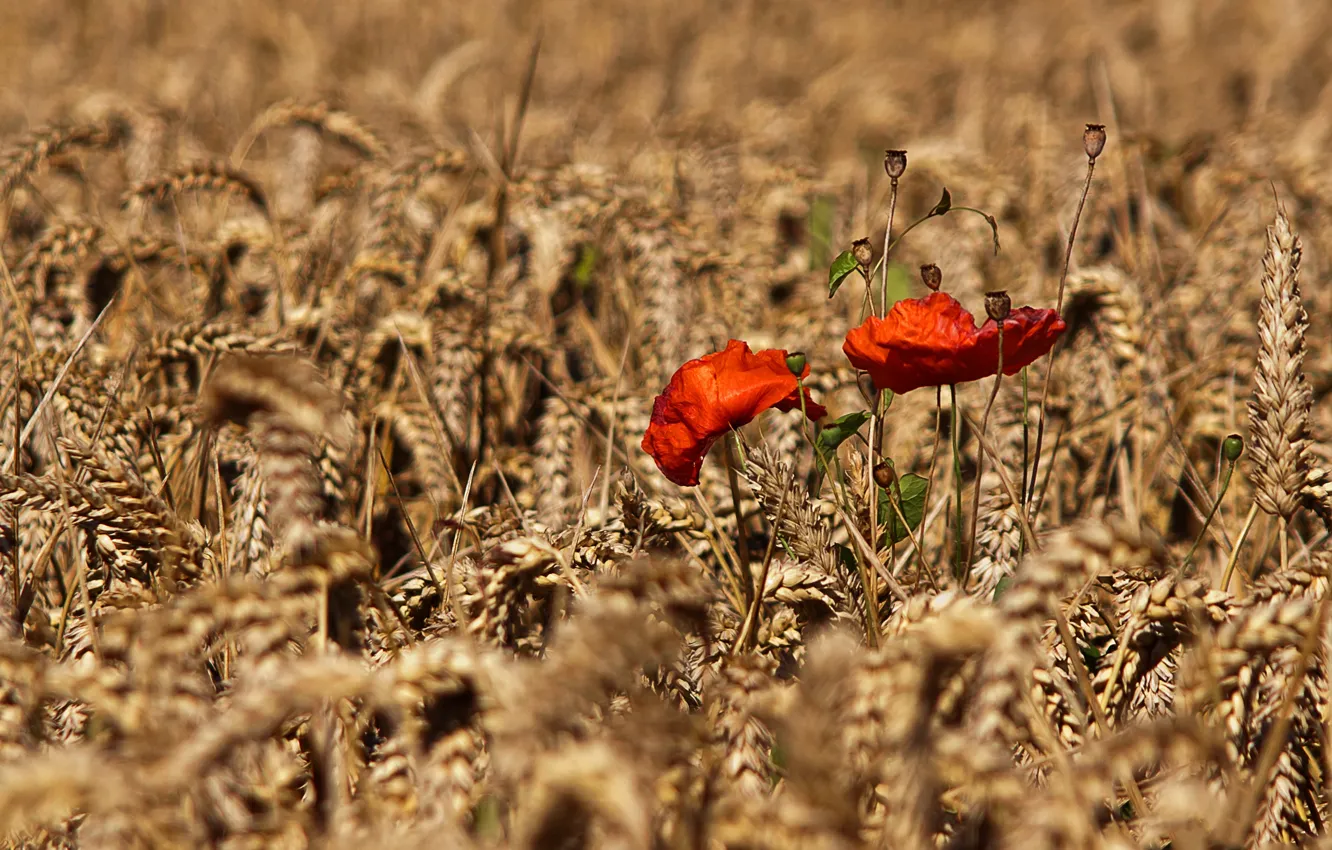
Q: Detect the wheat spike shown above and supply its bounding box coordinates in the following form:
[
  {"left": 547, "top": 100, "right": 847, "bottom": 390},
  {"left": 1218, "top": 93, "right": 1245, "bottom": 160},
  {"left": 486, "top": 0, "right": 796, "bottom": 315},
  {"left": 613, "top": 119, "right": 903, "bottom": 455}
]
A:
[{"left": 1248, "top": 206, "right": 1311, "bottom": 521}]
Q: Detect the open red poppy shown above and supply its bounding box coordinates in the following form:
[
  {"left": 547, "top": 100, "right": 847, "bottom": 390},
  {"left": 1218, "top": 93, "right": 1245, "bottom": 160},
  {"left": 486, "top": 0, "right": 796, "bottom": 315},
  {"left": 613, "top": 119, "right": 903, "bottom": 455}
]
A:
[
  {"left": 642, "top": 340, "right": 828, "bottom": 486},
  {"left": 842, "top": 292, "right": 1065, "bottom": 395}
]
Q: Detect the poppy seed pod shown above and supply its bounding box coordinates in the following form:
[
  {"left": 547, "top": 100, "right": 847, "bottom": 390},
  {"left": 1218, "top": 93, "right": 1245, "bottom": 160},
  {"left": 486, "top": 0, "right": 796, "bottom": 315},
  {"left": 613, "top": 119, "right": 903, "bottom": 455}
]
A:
[
  {"left": 920, "top": 263, "right": 943, "bottom": 292},
  {"left": 1084, "top": 124, "right": 1107, "bottom": 160},
  {"left": 884, "top": 150, "right": 907, "bottom": 180},
  {"left": 1223, "top": 433, "right": 1244, "bottom": 463},
  {"left": 873, "top": 462, "right": 896, "bottom": 489},
  {"left": 985, "top": 290, "right": 1012, "bottom": 321},
  {"left": 852, "top": 237, "right": 873, "bottom": 269},
  {"left": 785, "top": 351, "right": 807, "bottom": 377}
]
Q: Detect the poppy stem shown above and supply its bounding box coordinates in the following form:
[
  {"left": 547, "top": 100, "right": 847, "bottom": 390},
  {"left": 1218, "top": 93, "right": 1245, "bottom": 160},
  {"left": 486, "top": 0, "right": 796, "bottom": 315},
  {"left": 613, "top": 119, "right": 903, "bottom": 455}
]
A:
[
  {"left": 733, "top": 481, "right": 790, "bottom": 655},
  {"left": 1181, "top": 452, "right": 1237, "bottom": 572},
  {"left": 879, "top": 176, "right": 899, "bottom": 316},
  {"left": 919, "top": 386, "right": 945, "bottom": 561},
  {"left": 864, "top": 410, "right": 881, "bottom": 628},
  {"left": 1019, "top": 366, "right": 1031, "bottom": 560},
  {"left": 965, "top": 327, "right": 1004, "bottom": 582},
  {"left": 1026, "top": 148, "right": 1099, "bottom": 520},
  {"left": 950, "top": 384, "right": 964, "bottom": 581},
  {"left": 723, "top": 433, "right": 754, "bottom": 608}
]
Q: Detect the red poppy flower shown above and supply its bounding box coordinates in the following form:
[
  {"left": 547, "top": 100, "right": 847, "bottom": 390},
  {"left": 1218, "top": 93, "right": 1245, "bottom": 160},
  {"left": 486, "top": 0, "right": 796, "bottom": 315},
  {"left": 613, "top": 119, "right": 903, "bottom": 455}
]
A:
[
  {"left": 642, "top": 340, "right": 828, "bottom": 486},
  {"left": 842, "top": 292, "right": 1065, "bottom": 395}
]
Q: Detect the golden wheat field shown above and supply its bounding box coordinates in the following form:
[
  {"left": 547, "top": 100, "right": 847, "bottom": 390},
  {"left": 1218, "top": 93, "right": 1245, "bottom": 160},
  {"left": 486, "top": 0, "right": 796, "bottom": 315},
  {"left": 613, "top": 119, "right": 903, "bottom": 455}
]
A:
[{"left": 5, "top": 0, "right": 1332, "bottom": 847}]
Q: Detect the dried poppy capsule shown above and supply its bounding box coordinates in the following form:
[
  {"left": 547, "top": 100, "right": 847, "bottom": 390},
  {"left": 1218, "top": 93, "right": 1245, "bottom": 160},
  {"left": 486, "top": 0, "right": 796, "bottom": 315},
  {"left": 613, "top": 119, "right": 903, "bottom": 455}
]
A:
[
  {"left": 1084, "top": 124, "right": 1107, "bottom": 160},
  {"left": 843, "top": 292, "right": 1065, "bottom": 395},
  {"left": 851, "top": 237, "right": 873, "bottom": 269},
  {"left": 920, "top": 263, "right": 943, "bottom": 292},
  {"left": 642, "top": 340, "right": 827, "bottom": 486},
  {"left": 985, "top": 290, "right": 1012, "bottom": 321},
  {"left": 884, "top": 149, "right": 907, "bottom": 180}
]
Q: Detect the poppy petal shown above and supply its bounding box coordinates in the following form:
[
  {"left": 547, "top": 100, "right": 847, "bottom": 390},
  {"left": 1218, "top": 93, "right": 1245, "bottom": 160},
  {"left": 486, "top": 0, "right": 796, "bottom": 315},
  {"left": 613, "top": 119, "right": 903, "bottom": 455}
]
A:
[
  {"left": 842, "top": 292, "right": 1065, "bottom": 395},
  {"left": 642, "top": 340, "right": 826, "bottom": 486}
]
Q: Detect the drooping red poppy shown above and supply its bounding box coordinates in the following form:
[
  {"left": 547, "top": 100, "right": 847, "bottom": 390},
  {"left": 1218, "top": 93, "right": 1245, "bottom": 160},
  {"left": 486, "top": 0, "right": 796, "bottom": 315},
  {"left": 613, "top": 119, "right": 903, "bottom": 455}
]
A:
[
  {"left": 642, "top": 340, "right": 828, "bottom": 486},
  {"left": 842, "top": 292, "right": 1065, "bottom": 395}
]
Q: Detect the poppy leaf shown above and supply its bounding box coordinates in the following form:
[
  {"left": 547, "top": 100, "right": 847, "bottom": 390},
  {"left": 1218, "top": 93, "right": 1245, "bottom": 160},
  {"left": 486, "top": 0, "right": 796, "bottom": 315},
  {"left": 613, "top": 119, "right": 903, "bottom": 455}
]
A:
[
  {"left": 877, "top": 472, "right": 927, "bottom": 544},
  {"left": 828, "top": 250, "right": 859, "bottom": 298},
  {"left": 929, "top": 187, "right": 952, "bottom": 217},
  {"left": 814, "top": 410, "right": 871, "bottom": 470}
]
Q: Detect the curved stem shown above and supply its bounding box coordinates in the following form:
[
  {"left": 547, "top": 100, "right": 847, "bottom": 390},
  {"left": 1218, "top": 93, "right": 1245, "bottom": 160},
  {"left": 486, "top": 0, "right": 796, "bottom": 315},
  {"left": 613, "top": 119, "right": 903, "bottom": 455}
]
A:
[
  {"left": 1181, "top": 458, "right": 1236, "bottom": 571},
  {"left": 1026, "top": 155, "right": 1098, "bottom": 517},
  {"left": 919, "top": 387, "right": 945, "bottom": 548},
  {"left": 965, "top": 327, "right": 1005, "bottom": 582},
  {"left": 950, "top": 384, "right": 964, "bottom": 580},
  {"left": 723, "top": 435, "right": 753, "bottom": 608}
]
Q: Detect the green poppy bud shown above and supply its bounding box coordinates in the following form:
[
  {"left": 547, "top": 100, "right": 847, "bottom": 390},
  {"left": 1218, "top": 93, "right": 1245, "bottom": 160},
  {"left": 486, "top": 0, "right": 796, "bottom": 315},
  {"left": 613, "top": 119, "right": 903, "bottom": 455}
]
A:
[
  {"left": 785, "top": 351, "right": 807, "bottom": 377},
  {"left": 1223, "top": 433, "right": 1244, "bottom": 463}
]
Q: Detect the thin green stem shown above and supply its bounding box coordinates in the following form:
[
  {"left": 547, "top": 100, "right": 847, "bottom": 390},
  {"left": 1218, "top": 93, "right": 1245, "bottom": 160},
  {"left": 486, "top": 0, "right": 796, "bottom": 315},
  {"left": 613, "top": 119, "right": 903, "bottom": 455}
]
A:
[
  {"left": 919, "top": 387, "right": 945, "bottom": 554},
  {"left": 1181, "top": 457, "right": 1237, "bottom": 571},
  {"left": 1019, "top": 367, "right": 1031, "bottom": 561},
  {"left": 868, "top": 205, "right": 1000, "bottom": 283},
  {"left": 1026, "top": 155, "right": 1098, "bottom": 516},
  {"left": 723, "top": 435, "right": 754, "bottom": 608},
  {"left": 879, "top": 177, "right": 899, "bottom": 316},
  {"left": 950, "top": 384, "right": 964, "bottom": 580},
  {"left": 965, "top": 327, "right": 1004, "bottom": 581}
]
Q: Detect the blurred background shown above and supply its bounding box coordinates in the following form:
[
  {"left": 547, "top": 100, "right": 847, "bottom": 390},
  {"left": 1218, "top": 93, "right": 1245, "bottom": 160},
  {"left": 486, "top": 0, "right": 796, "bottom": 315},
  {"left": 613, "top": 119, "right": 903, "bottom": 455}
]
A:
[{"left": 3, "top": 0, "right": 1330, "bottom": 173}]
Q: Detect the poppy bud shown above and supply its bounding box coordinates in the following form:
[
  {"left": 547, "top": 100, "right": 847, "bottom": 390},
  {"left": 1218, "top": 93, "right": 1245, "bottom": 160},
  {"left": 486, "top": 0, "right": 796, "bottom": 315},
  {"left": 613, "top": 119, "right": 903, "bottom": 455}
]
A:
[
  {"left": 1222, "top": 433, "right": 1244, "bottom": 463},
  {"left": 1083, "top": 124, "right": 1107, "bottom": 160},
  {"left": 920, "top": 263, "right": 942, "bottom": 292},
  {"left": 785, "top": 351, "right": 807, "bottom": 377},
  {"left": 884, "top": 149, "right": 907, "bottom": 180},
  {"left": 873, "top": 462, "right": 896, "bottom": 489},
  {"left": 985, "top": 290, "right": 1012, "bottom": 321},
  {"left": 857, "top": 372, "right": 877, "bottom": 404},
  {"left": 851, "top": 237, "right": 873, "bottom": 269}
]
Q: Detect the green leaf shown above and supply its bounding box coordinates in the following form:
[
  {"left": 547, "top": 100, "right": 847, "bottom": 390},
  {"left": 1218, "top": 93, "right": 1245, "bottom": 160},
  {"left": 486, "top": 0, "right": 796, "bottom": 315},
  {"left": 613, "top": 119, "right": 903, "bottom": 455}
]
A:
[
  {"left": 929, "top": 187, "right": 952, "bottom": 217},
  {"left": 877, "top": 472, "right": 927, "bottom": 544},
  {"left": 814, "top": 411, "right": 870, "bottom": 469},
  {"left": 828, "top": 250, "right": 858, "bottom": 298},
  {"left": 992, "top": 575, "right": 1012, "bottom": 600}
]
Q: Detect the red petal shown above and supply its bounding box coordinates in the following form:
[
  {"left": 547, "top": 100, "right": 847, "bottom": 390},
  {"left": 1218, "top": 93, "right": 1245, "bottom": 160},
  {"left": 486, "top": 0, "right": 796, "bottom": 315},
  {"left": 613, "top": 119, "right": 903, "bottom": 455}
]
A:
[
  {"left": 642, "top": 340, "right": 826, "bottom": 486},
  {"left": 843, "top": 292, "right": 1065, "bottom": 394}
]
